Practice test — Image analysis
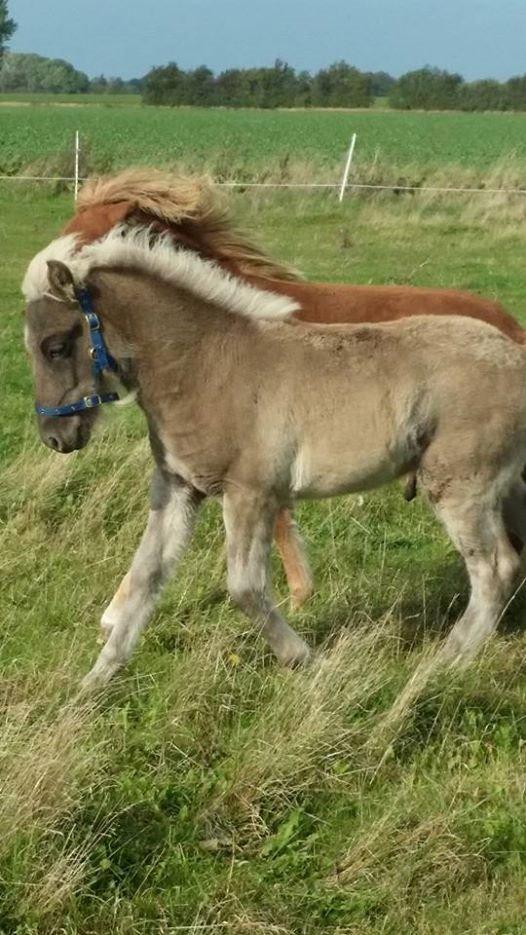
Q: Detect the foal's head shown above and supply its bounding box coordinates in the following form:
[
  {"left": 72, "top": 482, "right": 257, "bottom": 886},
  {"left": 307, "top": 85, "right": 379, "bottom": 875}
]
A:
[
  {"left": 23, "top": 221, "right": 300, "bottom": 456},
  {"left": 24, "top": 260, "right": 106, "bottom": 453}
]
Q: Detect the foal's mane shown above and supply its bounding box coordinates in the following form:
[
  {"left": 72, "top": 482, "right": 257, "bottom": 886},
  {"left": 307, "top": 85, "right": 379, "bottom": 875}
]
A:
[
  {"left": 75, "top": 168, "right": 301, "bottom": 282},
  {"left": 23, "top": 227, "right": 300, "bottom": 322}
]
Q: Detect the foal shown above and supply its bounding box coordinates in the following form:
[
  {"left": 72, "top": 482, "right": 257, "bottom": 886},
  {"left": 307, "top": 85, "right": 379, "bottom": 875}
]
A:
[
  {"left": 62, "top": 169, "right": 526, "bottom": 609},
  {"left": 23, "top": 229, "right": 526, "bottom": 686}
]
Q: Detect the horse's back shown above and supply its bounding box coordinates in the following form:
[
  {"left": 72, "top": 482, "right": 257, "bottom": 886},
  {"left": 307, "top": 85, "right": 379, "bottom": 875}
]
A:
[{"left": 263, "top": 278, "right": 525, "bottom": 345}]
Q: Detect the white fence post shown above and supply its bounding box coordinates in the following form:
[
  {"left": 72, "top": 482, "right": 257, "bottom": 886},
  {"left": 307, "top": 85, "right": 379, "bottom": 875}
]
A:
[
  {"left": 338, "top": 133, "right": 357, "bottom": 203},
  {"left": 74, "top": 131, "right": 80, "bottom": 201}
]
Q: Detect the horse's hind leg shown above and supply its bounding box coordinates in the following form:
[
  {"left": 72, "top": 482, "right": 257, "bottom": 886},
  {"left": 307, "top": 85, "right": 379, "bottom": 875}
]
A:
[
  {"left": 429, "top": 486, "right": 521, "bottom": 664},
  {"left": 274, "top": 508, "right": 313, "bottom": 610},
  {"left": 224, "top": 491, "right": 310, "bottom": 666}
]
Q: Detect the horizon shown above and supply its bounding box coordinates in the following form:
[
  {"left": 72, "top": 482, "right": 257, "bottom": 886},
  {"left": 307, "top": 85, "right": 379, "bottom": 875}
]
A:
[{"left": 6, "top": 0, "right": 526, "bottom": 83}]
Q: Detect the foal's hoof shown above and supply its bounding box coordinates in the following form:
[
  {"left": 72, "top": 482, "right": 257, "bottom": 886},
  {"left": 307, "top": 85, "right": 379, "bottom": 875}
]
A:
[
  {"left": 81, "top": 654, "right": 122, "bottom": 691},
  {"left": 439, "top": 634, "right": 477, "bottom": 670},
  {"left": 79, "top": 671, "right": 104, "bottom": 693},
  {"left": 278, "top": 638, "right": 311, "bottom": 668}
]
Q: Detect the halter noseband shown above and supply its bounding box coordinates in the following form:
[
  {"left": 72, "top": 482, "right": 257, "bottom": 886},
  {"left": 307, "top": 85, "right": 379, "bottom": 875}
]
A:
[{"left": 35, "top": 287, "right": 120, "bottom": 418}]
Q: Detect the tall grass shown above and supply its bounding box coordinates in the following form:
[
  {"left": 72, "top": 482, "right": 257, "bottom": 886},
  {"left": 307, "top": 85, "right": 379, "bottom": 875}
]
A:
[{"left": 2, "top": 183, "right": 526, "bottom": 930}]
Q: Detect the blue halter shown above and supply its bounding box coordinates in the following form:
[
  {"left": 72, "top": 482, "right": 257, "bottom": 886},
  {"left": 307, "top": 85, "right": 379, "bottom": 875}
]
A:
[{"left": 35, "top": 287, "right": 120, "bottom": 418}]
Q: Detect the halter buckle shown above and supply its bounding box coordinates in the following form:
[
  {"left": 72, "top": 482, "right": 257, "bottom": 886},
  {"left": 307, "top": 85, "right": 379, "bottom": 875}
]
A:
[{"left": 83, "top": 394, "right": 101, "bottom": 408}]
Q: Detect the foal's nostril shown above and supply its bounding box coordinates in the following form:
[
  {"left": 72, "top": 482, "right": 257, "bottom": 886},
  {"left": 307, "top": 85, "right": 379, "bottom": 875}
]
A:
[{"left": 47, "top": 435, "right": 60, "bottom": 451}]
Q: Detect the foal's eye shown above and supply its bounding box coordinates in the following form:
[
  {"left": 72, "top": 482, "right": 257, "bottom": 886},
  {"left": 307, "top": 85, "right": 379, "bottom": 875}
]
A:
[{"left": 47, "top": 344, "right": 68, "bottom": 360}]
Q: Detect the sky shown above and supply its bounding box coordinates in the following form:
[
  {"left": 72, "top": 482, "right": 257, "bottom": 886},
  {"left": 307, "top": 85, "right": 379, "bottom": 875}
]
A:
[{"left": 7, "top": 0, "right": 526, "bottom": 81}]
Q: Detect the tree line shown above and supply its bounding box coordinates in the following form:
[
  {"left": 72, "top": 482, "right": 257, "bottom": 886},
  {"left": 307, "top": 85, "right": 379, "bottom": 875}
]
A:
[
  {"left": 0, "top": 53, "right": 140, "bottom": 94},
  {"left": 141, "top": 60, "right": 390, "bottom": 108},
  {"left": 136, "top": 63, "right": 526, "bottom": 112},
  {"left": 389, "top": 67, "right": 526, "bottom": 111},
  {"left": 4, "top": 52, "right": 526, "bottom": 111}
]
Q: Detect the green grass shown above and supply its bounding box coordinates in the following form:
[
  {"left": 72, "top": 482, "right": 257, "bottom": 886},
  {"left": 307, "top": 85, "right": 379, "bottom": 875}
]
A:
[
  {"left": 2, "top": 182, "right": 526, "bottom": 931},
  {"left": 0, "top": 92, "right": 142, "bottom": 106},
  {"left": 4, "top": 102, "right": 526, "bottom": 180}
]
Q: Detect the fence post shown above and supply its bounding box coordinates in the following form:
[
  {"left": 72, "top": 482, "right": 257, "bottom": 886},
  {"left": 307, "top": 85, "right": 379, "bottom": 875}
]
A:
[
  {"left": 74, "top": 131, "right": 80, "bottom": 201},
  {"left": 338, "top": 133, "right": 357, "bottom": 203}
]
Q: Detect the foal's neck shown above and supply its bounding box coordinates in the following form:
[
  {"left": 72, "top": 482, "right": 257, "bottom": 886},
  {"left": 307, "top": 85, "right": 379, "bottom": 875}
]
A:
[{"left": 91, "top": 266, "right": 254, "bottom": 398}]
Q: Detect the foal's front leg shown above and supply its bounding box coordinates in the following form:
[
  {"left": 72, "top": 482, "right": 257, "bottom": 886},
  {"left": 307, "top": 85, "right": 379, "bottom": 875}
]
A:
[
  {"left": 223, "top": 490, "right": 310, "bottom": 666},
  {"left": 83, "top": 470, "right": 203, "bottom": 687}
]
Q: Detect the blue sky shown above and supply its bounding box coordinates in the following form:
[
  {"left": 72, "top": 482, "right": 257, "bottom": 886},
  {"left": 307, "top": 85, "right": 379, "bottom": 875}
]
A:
[{"left": 8, "top": 0, "right": 526, "bottom": 81}]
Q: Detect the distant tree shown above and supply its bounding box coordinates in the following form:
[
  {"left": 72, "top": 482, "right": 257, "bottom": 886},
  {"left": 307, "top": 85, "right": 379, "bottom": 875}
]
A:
[
  {"left": 105, "top": 76, "right": 125, "bottom": 93},
  {"left": 458, "top": 79, "right": 507, "bottom": 112},
  {"left": 89, "top": 74, "right": 143, "bottom": 94},
  {"left": 389, "top": 67, "right": 463, "bottom": 109},
  {"left": 505, "top": 75, "right": 526, "bottom": 111},
  {"left": 294, "top": 70, "right": 312, "bottom": 107},
  {"left": 41, "top": 57, "right": 89, "bottom": 93},
  {"left": 127, "top": 77, "right": 144, "bottom": 93},
  {"left": 220, "top": 60, "right": 299, "bottom": 108},
  {"left": 142, "top": 62, "right": 187, "bottom": 104},
  {"left": 0, "top": 52, "right": 89, "bottom": 93},
  {"left": 184, "top": 65, "right": 215, "bottom": 105},
  {"left": 367, "top": 70, "right": 395, "bottom": 97},
  {"left": 215, "top": 68, "right": 250, "bottom": 107},
  {"left": 312, "top": 61, "right": 372, "bottom": 108},
  {"left": 90, "top": 74, "right": 108, "bottom": 93},
  {"left": 0, "top": 50, "right": 29, "bottom": 89},
  {"left": 256, "top": 60, "right": 299, "bottom": 108},
  {"left": 0, "top": 0, "right": 16, "bottom": 67}
]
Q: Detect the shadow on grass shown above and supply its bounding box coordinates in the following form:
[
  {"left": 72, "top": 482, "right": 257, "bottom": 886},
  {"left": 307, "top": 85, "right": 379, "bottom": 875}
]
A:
[{"left": 307, "top": 556, "right": 526, "bottom": 654}]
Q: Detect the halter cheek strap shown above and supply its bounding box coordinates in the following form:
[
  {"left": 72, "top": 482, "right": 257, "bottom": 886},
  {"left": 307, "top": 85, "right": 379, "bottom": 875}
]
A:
[{"left": 35, "top": 287, "right": 120, "bottom": 418}]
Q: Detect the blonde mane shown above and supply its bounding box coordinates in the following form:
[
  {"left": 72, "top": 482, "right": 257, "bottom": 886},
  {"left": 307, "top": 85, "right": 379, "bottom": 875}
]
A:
[
  {"left": 76, "top": 168, "right": 301, "bottom": 282},
  {"left": 23, "top": 227, "right": 300, "bottom": 322}
]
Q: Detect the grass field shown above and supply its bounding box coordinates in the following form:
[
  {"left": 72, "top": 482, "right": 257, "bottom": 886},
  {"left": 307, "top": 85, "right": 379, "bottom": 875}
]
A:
[
  {"left": 4, "top": 101, "right": 526, "bottom": 183},
  {"left": 3, "top": 169, "right": 526, "bottom": 932},
  {"left": 0, "top": 92, "right": 142, "bottom": 107}
]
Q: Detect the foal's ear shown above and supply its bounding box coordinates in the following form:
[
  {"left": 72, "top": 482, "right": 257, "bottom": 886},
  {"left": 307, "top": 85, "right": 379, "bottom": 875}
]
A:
[{"left": 46, "top": 260, "right": 77, "bottom": 302}]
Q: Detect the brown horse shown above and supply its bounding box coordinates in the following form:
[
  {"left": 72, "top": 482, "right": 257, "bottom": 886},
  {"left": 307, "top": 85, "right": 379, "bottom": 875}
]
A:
[{"left": 62, "top": 169, "right": 526, "bottom": 607}]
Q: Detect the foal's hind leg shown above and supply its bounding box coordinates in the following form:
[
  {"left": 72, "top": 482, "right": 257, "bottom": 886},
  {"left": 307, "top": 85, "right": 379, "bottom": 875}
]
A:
[
  {"left": 83, "top": 470, "right": 203, "bottom": 687},
  {"left": 274, "top": 508, "right": 313, "bottom": 610},
  {"left": 428, "top": 487, "right": 521, "bottom": 664},
  {"left": 223, "top": 491, "right": 310, "bottom": 666}
]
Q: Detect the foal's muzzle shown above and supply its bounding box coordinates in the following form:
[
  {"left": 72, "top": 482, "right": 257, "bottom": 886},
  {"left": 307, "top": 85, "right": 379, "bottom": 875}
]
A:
[{"left": 39, "top": 414, "right": 91, "bottom": 454}]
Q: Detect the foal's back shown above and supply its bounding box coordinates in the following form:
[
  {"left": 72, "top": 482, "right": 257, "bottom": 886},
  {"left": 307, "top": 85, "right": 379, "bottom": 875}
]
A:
[{"left": 251, "top": 313, "right": 526, "bottom": 499}]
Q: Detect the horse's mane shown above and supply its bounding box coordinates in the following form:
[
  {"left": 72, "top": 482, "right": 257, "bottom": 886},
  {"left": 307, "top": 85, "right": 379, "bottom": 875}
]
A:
[
  {"left": 76, "top": 168, "right": 301, "bottom": 282},
  {"left": 22, "top": 227, "right": 300, "bottom": 323}
]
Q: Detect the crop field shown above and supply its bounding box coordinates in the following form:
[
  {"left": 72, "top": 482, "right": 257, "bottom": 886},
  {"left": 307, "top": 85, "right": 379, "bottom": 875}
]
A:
[
  {"left": 3, "top": 101, "right": 526, "bottom": 181},
  {"left": 3, "top": 127, "right": 526, "bottom": 931},
  {"left": 0, "top": 92, "right": 142, "bottom": 107}
]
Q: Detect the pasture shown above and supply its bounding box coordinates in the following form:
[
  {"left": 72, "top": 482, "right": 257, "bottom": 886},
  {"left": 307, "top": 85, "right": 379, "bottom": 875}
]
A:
[
  {"left": 3, "top": 112, "right": 526, "bottom": 930},
  {"left": 4, "top": 101, "right": 526, "bottom": 182}
]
